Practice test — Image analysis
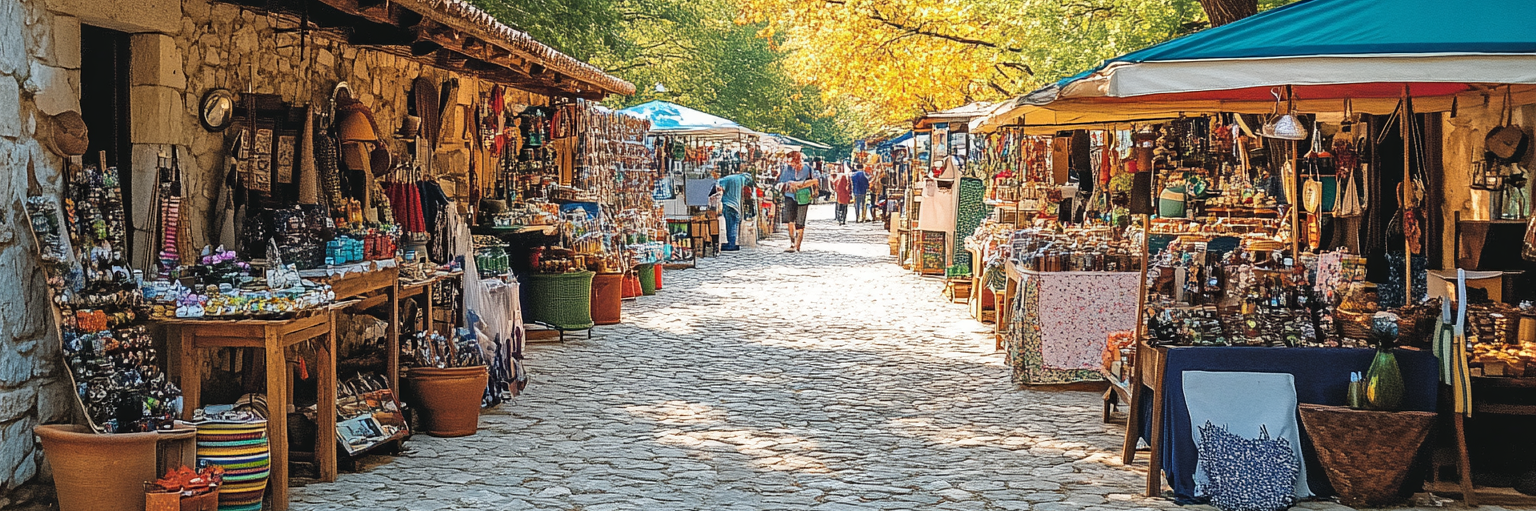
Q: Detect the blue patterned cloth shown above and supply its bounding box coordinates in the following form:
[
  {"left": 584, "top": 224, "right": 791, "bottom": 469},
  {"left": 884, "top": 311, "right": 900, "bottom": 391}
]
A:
[{"left": 1197, "top": 422, "right": 1298, "bottom": 511}]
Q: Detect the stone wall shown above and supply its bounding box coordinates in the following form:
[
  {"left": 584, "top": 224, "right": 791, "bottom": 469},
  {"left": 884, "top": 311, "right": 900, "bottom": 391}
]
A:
[
  {"left": 0, "top": 0, "right": 87, "bottom": 501},
  {"left": 1439, "top": 98, "right": 1536, "bottom": 269},
  {"left": 169, "top": 0, "right": 546, "bottom": 253},
  {"left": 0, "top": 0, "right": 549, "bottom": 500}
]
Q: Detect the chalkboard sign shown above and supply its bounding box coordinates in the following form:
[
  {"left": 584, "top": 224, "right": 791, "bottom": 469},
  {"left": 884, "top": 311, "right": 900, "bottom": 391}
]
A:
[{"left": 920, "top": 230, "right": 948, "bottom": 274}]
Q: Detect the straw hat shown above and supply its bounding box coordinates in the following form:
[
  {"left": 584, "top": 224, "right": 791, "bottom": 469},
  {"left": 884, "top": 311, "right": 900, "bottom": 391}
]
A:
[{"left": 45, "top": 111, "right": 89, "bottom": 156}]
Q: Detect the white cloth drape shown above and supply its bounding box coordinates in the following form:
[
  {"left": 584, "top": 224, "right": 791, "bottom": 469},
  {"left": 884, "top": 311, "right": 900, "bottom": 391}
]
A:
[{"left": 1184, "top": 371, "right": 1312, "bottom": 499}]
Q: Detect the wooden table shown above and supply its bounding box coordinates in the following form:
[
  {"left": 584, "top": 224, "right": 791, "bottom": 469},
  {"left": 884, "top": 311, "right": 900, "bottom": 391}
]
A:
[
  {"left": 312, "top": 266, "right": 400, "bottom": 392},
  {"left": 164, "top": 312, "right": 337, "bottom": 511},
  {"left": 1425, "top": 377, "right": 1536, "bottom": 508},
  {"left": 400, "top": 272, "right": 464, "bottom": 338}
]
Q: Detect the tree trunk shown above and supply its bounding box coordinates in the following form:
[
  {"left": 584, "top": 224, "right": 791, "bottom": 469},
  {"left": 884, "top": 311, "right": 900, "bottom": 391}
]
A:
[{"left": 1198, "top": 0, "right": 1257, "bottom": 26}]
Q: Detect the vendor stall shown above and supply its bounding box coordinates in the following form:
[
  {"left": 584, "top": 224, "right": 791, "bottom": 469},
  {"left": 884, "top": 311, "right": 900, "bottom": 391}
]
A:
[
  {"left": 15, "top": 0, "right": 639, "bottom": 507},
  {"left": 976, "top": 0, "right": 1536, "bottom": 506}
]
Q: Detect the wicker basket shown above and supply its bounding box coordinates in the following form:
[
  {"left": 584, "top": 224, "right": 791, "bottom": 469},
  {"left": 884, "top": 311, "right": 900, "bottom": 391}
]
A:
[
  {"left": 1297, "top": 404, "right": 1436, "bottom": 507},
  {"left": 635, "top": 263, "right": 658, "bottom": 295},
  {"left": 1335, "top": 309, "right": 1374, "bottom": 340},
  {"left": 524, "top": 271, "right": 595, "bottom": 331}
]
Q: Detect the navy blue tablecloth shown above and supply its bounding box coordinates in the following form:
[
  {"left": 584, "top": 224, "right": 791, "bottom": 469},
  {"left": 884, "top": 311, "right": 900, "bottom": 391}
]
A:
[{"left": 1135, "top": 347, "right": 1438, "bottom": 500}]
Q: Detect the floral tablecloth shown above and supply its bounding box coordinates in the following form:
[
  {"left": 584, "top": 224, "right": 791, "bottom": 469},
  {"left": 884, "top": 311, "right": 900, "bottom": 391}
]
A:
[{"left": 1006, "top": 270, "right": 1140, "bottom": 385}]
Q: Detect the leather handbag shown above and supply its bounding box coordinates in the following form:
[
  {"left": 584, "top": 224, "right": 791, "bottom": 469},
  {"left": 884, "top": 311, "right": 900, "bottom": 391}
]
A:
[{"left": 1487, "top": 87, "right": 1529, "bottom": 164}]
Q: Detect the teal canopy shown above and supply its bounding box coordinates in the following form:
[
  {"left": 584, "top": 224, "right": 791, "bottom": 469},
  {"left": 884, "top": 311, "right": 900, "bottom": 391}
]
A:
[{"left": 1047, "top": 0, "right": 1536, "bottom": 105}]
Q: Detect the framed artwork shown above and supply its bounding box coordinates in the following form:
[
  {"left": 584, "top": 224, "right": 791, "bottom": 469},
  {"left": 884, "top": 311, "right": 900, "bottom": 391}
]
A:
[{"left": 276, "top": 135, "right": 296, "bottom": 183}]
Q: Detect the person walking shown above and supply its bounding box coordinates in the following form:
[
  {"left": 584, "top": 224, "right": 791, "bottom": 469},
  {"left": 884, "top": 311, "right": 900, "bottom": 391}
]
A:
[
  {"left": 851, "top": 164, "right": 871, "bottom": 222},
  {"left": 832, "top": 170, "right": 852, "bottom": 225},
  {"left": 717, "top": 170, "right": 753, "bottom": 251},
  {"left": 776, "top": 152, "right": 819, "bottom": 252}
]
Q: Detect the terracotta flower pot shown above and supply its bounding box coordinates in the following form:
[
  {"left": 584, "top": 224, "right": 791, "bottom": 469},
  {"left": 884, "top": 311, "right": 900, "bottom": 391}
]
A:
[
  {"left": 35, "top": 424, "right": 163, "bottom": 511},
  {"left": 405, "top": 366, "right": 488, "bottom": 437},
  {"left": 590, "top": 272, "right": 624, "bottom": 325}
]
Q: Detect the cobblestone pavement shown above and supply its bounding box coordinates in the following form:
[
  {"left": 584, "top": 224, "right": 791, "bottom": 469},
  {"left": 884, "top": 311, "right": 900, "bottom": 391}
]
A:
[{"left": 291, "top": 206, "right": 1469, "bottom": 511}]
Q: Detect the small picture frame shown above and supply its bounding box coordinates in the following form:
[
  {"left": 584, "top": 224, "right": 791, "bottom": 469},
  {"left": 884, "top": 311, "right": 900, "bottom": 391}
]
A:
[
  {"left": 276, "top": 135, "right": 295, "bottom": 183},
  {"left": 336, "top": 415, "right": 388, "bottom": 455},
  {"left": 253, "top": 129, "right": 273, "bottom": 155}
]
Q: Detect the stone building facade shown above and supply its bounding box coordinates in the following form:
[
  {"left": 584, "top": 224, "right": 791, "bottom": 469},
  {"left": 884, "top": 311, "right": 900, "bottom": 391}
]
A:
[{"left": 0, "top": 0, "right": 583, "bottom": 502}]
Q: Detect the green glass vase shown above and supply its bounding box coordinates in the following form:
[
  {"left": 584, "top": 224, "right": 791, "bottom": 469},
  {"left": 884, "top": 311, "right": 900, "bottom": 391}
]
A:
[{"left": 1365, "top": 347, "right": 1405, "bottom": 411}]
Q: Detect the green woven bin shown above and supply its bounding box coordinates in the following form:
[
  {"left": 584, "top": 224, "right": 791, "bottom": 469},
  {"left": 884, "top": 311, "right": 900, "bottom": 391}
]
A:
[
  {"left": 635, "top": 263, "right": 658, "bottom": 295},
  {"left": 524, "top": 271, "right": 596, "bottom": 331}
]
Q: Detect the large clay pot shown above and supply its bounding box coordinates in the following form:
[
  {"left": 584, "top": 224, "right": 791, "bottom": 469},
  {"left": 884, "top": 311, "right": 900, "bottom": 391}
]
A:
[
  {"left": 405, "top": 366, "right": 488, "bottom": 437},
  {"left": 35, "top": 424, "right": 162, "bottom": 511},
  {"left": 590, "top": 272, "right": 624, "bottom": 325}
]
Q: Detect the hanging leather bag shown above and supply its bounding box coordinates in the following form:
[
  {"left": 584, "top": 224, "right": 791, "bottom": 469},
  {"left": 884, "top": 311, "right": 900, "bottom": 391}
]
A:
[{"left": 1487, "top": 87, "right": 1529, "bottom": 164}]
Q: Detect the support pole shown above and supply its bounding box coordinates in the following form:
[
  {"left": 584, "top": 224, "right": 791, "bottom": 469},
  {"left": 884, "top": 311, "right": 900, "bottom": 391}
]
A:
[
  {"left": 1286, "top": 86, "right": 1301, "bottom": 258},
  {"left": 1402, "top": 84, "right": 1413, "bottom": 307}
]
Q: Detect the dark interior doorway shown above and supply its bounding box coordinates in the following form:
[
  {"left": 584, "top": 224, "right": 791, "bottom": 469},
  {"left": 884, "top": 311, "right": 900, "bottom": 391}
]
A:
[{"left": 79, "top": 24, "right": 133, "bottom": 256}]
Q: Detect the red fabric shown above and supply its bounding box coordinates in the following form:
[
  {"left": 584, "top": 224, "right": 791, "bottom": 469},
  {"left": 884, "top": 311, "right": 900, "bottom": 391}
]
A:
[
  {"left": 1080, "top": 82, "right": 1470, "bottom": 104},
  {"left": 833, "top": 175, "right": 852, "bottom": 204}
]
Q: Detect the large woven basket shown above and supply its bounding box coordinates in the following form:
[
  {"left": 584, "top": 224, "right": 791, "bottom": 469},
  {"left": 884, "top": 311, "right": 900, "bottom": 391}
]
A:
[
  {"left": 1298, "top": 404, "right": 1435, "bottom": 507},
  {"left": 1335, "top": 309, "right": 1374, "bottom": 340},
  {"left": 525, "top": 271, "right": 595, "bottom": 331},
  {"left": 635, "top": 263, "right": 658, "bottom": 295}
]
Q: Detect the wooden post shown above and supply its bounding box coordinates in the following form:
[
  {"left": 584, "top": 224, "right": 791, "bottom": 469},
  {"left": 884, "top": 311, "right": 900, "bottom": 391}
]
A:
[
  {"left": 1286, "top": 86, "right": 1301, "bottom": 258},
  {"left": 1402, "top": 84, "right": 1414, "bottom": 307},
  {"left": 318, "top": 315, "right": 338, "bottom": 482},
  {"left": 264, "top": 328, "right": 289, "bottom": 511},
  {"left": 1124, "top": 213, "right": 1153, "bottom": 465},
  {"left": 178, "top": 327, "right": 198, "bottom": 421}
]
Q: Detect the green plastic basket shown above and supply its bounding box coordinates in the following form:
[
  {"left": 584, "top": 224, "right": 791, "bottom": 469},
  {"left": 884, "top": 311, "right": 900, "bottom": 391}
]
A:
[
  {"left": 524, "top": 271, "right": 596, "bottom": 331},
  {"left": 635, "top": 263, "right": 658, "bottom": 295}
]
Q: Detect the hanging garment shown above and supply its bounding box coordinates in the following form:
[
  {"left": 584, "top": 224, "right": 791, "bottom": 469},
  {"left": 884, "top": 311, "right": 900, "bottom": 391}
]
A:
[
  {"left": 419, "top": 180, "right": 450, "bottom": 233},
  {"left": 298, "top": 107, "right": 321, "bottom": 206}
]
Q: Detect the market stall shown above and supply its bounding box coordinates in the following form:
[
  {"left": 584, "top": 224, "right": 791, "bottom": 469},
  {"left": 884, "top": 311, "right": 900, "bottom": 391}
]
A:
[
  {"left": 18, "top": 0, "right": 640, "bottom": 507},
  {"left": 980, "top": 0, "right": 1536, "bottom": 506},
  {"left": 619, "top": 100, "right": 775, "bottom": 259}
]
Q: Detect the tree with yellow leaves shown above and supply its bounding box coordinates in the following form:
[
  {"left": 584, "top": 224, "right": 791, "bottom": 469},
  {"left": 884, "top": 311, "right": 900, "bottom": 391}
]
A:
[{"left": 740, "top": 0, "right": 1287, "bottom": 127}]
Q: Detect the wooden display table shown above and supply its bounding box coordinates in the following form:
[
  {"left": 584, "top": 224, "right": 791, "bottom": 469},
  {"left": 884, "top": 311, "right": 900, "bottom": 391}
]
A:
[
  {"left": 310, "top": 265, "right": 400, "bottom": 392},
  {"left": 400, "top": 271, "right": 462, "bottom": 338},
  {"left": 163, "top": 312, "right": 337, "bottom": 511},
  {"left": 1123, "top": 345, "right": 1439, "bottom": 500}
]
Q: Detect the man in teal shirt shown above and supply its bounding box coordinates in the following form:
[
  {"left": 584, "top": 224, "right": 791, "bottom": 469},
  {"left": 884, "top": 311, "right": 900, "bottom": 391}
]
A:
[
  {"left": 776, "top": 151, "right": 820, "bottom": 252},
  {"left": 717, "top": 171, "right": 753, "bottom": 251}
]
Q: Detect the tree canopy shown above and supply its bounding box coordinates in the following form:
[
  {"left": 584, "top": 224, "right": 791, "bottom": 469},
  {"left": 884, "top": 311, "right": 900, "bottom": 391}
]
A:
[
  {"left": 471, "top": 0, "right": 858, "bottom": 157},
  {"left": 471, "top": 0, "right": 1291, "bottom": 143}
]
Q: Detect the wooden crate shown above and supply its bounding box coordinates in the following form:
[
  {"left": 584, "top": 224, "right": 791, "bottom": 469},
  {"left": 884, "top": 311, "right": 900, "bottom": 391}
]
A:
[{"left": 945, "top": 279, "right": 972, "bottom": 303}]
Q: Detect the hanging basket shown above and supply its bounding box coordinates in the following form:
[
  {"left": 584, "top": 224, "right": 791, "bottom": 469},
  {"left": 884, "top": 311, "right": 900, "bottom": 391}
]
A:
[{"left": 524, "top": 271, "right": 595, "bottom": 331}]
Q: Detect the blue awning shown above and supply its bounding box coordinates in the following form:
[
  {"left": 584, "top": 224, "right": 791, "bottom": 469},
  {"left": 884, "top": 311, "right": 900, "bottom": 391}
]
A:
[{"left": 618, "top": 100, "right": 757, "bottom": 138}]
